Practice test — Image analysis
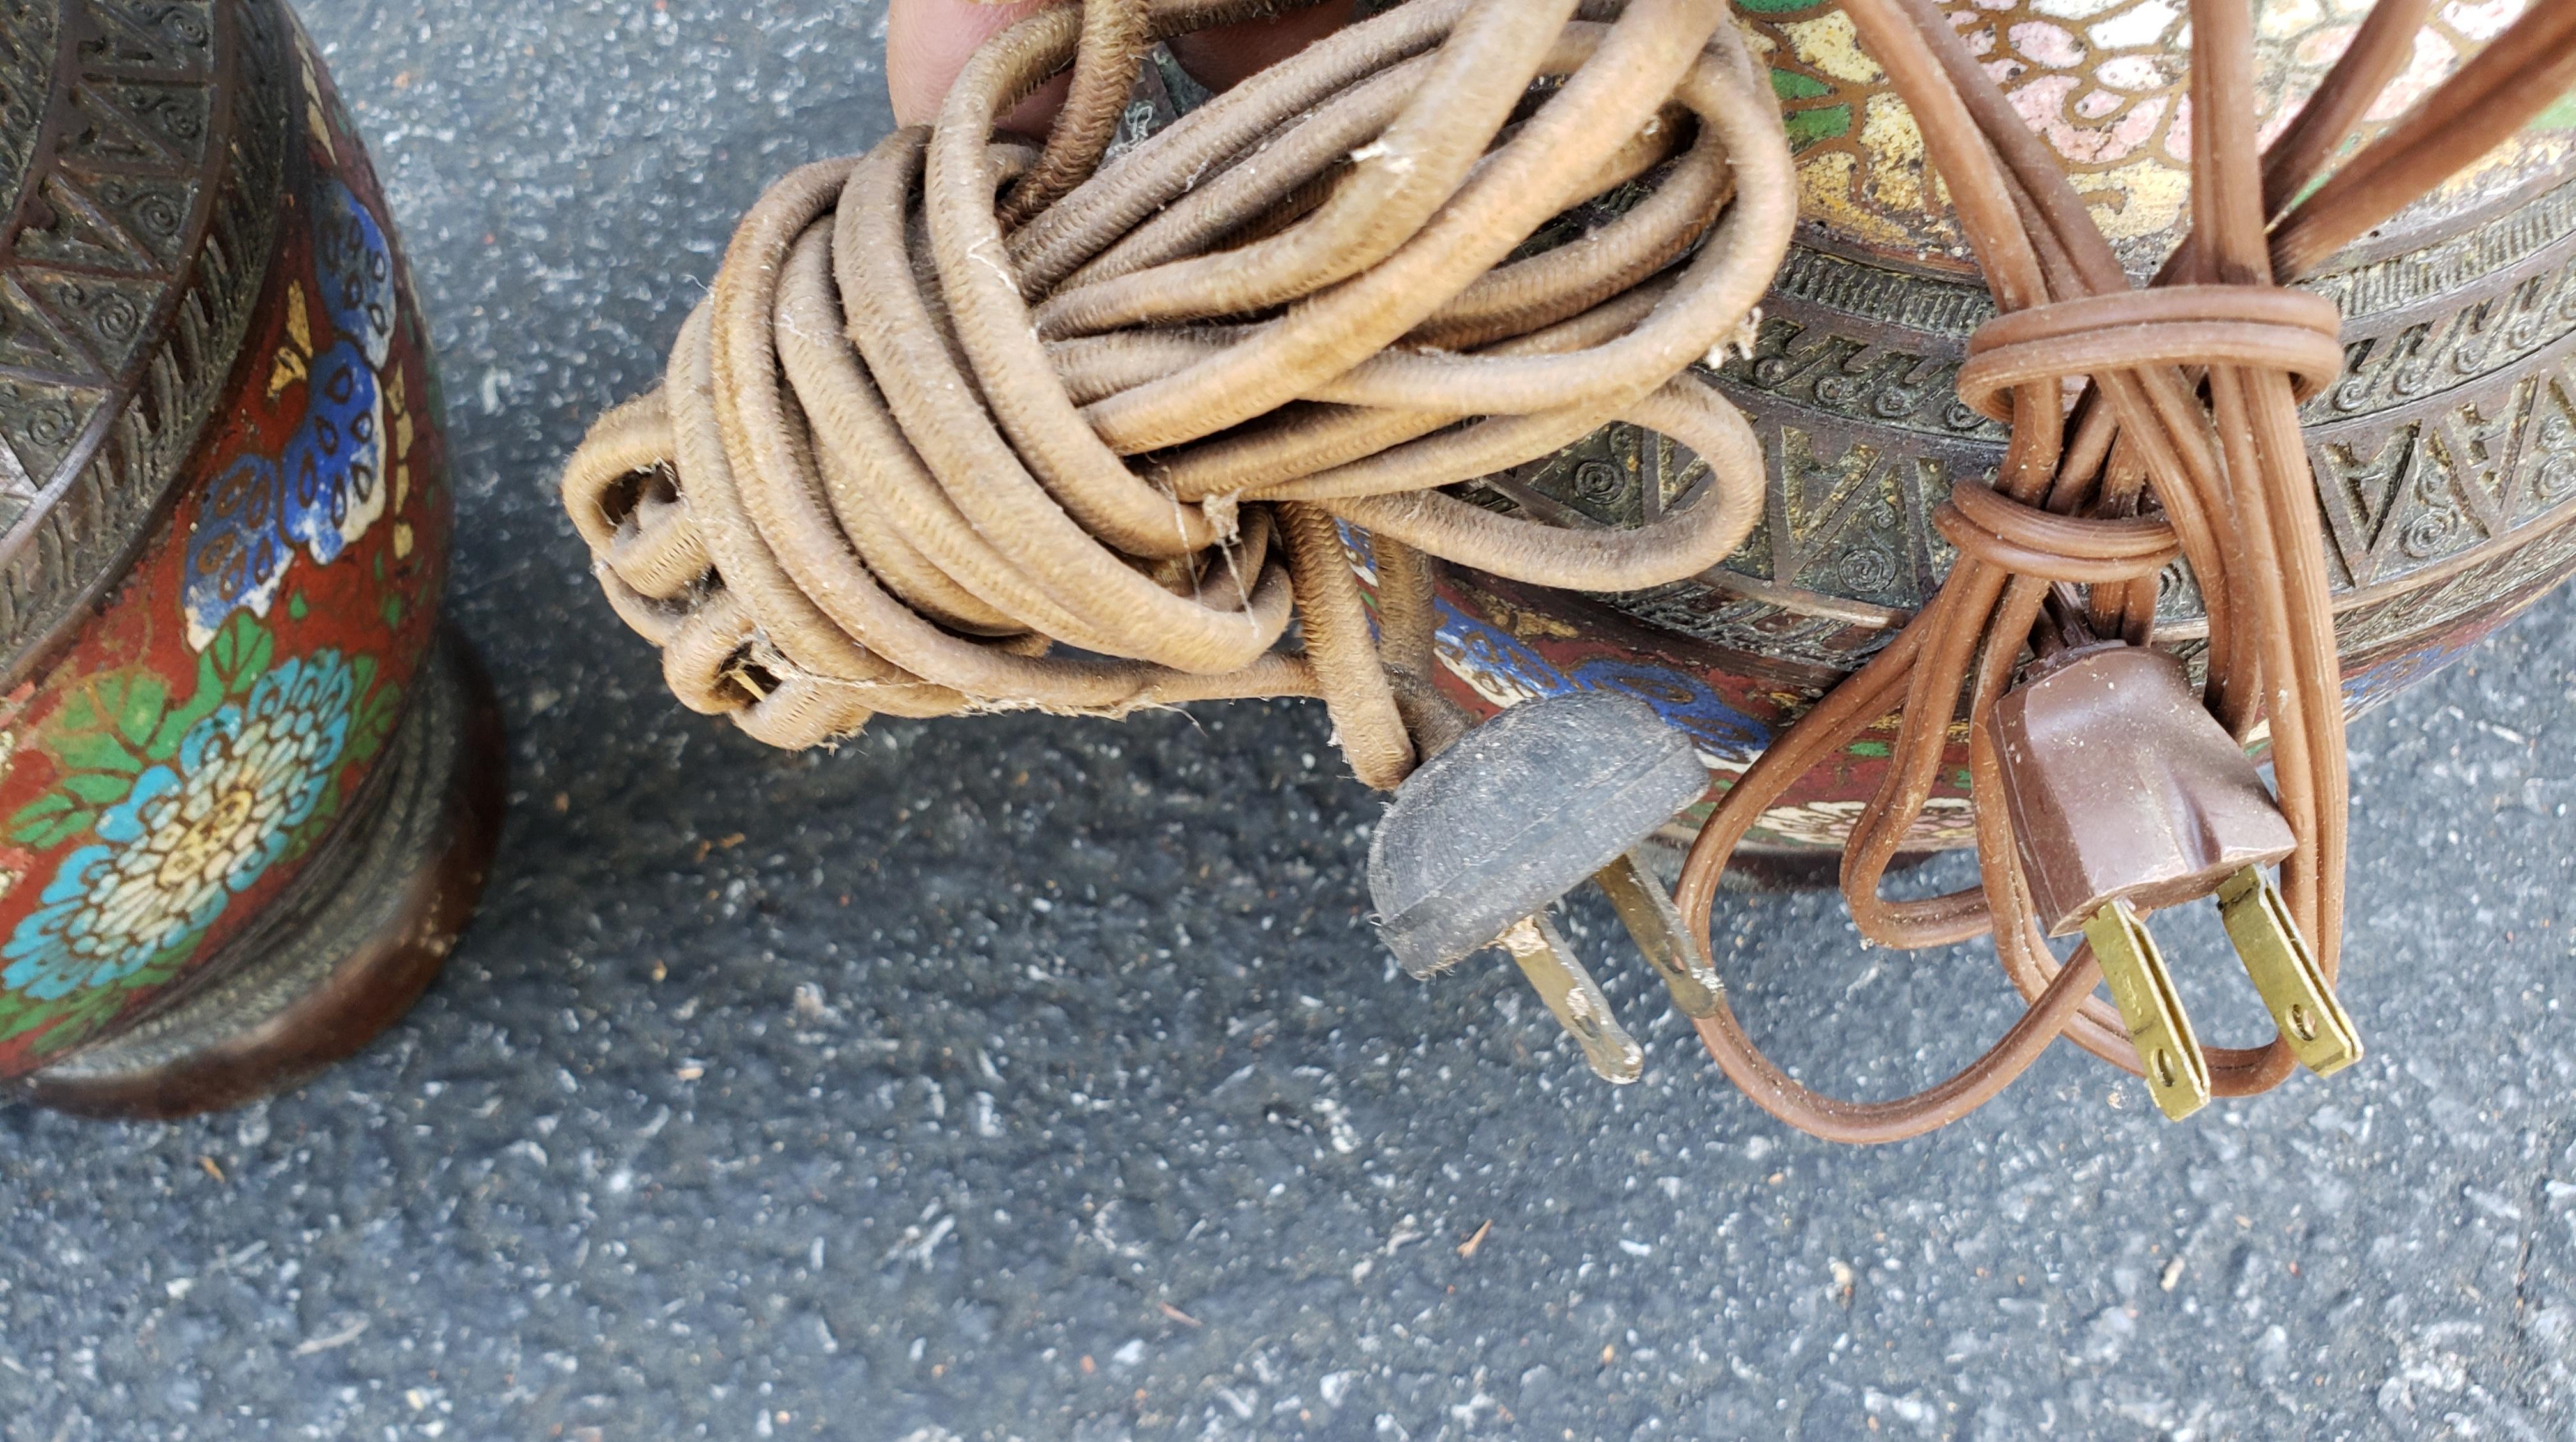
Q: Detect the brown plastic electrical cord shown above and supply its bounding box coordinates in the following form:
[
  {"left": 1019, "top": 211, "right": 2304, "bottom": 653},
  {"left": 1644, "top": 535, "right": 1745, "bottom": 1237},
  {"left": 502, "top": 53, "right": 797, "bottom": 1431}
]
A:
[
  {"left": 562, "top": 0, "right": 1793, "bottom": 794},
  {"left": 1670, "top": 0, "right": 2576, "bottom": 1142}
]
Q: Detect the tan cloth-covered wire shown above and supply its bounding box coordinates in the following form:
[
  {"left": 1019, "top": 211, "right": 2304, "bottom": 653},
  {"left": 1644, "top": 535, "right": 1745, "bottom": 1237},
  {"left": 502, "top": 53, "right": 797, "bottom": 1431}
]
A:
[{"left": 561, "top": 0, "right": 1793, "bottom": 778}]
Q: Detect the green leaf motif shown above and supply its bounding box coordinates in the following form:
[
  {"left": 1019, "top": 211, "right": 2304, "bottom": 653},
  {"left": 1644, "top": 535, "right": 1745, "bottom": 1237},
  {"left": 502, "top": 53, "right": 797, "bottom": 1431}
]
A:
[
  {"left": 1770, "top": 68, "right": 1834, "bottom": 102},
  {"left": 6, "top": 674, "right": 165, "bottom": 832},
  {"left": 164, "top": 648, "right": 236, "bottom": 759},
  {"left": 347, "top": 677, "right": 404, "bottom": 769},
  {"left": 54, "top": 729, "right": 143, "bottom": 778},
  {"left": 209, "top": 611, "right": 275, "bottom": 702},
  {"left": 0, "top": 935, "right": 201, "bottom": 1043},
  {"left": 111, "top": 675, "right": 169, "bottom": 750},
  {"left": 0, "top": 988, "right": 63, "bottom": 1042},
  {"left": 52, "top": 675, "right": 158, "bottom": 756},
  {"left": 60, "top": 772, "right": 132, "bottom": 805},
  {"left": 281, "top": 779, "right": 346, "bottom": 865},
  {"left": 8, "top": 791, "right": 93, "bottom": 850},
  {"left": 1, "top": 976, "right": 108, "bottom": 1043},
  {"left": 1784, "top": 104, "right": 1853, "bottom": 151},
  {"left": 8, "top": 617, "right": 272, "bottom": 858},
  {"left": 148, "top": 700, "right": 203, "bottom": 762}
]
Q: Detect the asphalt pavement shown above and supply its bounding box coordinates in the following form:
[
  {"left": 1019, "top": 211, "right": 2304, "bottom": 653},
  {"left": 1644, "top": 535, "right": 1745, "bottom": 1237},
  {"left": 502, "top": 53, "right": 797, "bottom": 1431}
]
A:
[{"left": 5, "top": 2, "right": 2576, "bottom": 1438}]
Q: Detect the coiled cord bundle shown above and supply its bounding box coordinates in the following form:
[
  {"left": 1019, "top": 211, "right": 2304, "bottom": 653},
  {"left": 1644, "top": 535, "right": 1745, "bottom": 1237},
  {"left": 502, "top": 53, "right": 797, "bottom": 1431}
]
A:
[
  {"left": 561, "top": 0, "right": 1793, "bottom": 790},
  {"left": 562, "top": 0, "right": 2576, "bottom": 1142}
]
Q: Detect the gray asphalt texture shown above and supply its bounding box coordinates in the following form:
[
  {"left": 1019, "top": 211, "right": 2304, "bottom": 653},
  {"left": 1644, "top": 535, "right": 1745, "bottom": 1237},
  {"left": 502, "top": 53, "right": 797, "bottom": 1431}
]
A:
[{"left": 6, "top": 3, "right": 2576, "bottom": 1438}]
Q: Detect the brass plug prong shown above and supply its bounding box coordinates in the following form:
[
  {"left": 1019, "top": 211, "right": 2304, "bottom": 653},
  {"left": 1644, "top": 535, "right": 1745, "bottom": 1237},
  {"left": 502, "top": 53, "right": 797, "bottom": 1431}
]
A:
[
  {"left": 1591, "top": 851, "right": 1725, "bottom": 1019},
  {"left": 1495, "top": 912, "right": 1644, "bottom": 1085},
  {"left": 2082, "top": 899, "right": 2211, "bottom": 1121},
  {"left": 2216, "top": 866, "right": 2361, "bottom": 1077}
]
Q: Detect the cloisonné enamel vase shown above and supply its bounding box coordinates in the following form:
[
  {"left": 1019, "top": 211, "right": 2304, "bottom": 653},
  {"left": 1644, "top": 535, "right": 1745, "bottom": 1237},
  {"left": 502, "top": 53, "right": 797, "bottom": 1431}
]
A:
[
  {"left": 1421, "top": 0, "right": 2576, "bottom": 866},
  {"left": 0, "top": 0, "right": 501, "bottom": 1116}
]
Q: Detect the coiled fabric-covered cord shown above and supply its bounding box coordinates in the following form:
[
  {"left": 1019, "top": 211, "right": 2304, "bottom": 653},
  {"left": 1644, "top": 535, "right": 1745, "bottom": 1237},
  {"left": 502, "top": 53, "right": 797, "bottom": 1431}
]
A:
[
  {"left": 561, "top": 0, "right": 1794, "bottom": 789},
  {"left": 1669, "top": 0, "right": 2576, "bottom": 1142}
]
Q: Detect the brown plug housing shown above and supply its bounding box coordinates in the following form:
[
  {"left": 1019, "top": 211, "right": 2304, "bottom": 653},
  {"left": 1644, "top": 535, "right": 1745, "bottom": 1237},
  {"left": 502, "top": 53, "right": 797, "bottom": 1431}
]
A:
[{"left": 1986, "top": 643, "right": 2296, "bottom": 936}]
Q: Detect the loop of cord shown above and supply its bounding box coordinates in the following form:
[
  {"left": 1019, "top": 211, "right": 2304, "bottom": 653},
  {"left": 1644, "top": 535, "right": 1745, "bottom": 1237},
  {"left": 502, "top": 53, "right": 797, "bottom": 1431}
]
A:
[
  {"left": 1669, "top": 0, "right": 2576, "bottom": 1144},
  {"left": 560, "top": 0, "right": 1795, "bottom": 777}
]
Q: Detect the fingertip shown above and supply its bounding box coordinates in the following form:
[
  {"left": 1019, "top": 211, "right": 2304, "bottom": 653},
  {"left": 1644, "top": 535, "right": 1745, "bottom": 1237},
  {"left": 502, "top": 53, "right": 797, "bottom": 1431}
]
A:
[
  {"left": 885, "top": 0, "right": 1047, "bottom": 126},
  {"left": 1171, "top": 0, "right": 1358, "bottom": 93},
  {"left": 889, "top": 0, "right": 1357, "bottom": 135}
]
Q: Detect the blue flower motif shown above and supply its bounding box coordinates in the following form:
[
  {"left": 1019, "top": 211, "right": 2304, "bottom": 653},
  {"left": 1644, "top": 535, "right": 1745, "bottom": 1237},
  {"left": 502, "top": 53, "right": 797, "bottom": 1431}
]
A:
[
  {"left": 281, "top": 341, "right": 386, "bottom": 564},
  {"left": 178, "top": 178, "right": 402, "bottom": 649},
  {"left": 313, "top": 176, "right": 397, "bottom": 367},
  {"left": 176, "top": 339, "right": 388, "bottom": 647},
  {"left": 182, "top": 454, "right": 292, "bottom": 649},
  {"left": 1, "top": 653, "right": 355, "bottom": 1001}
]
